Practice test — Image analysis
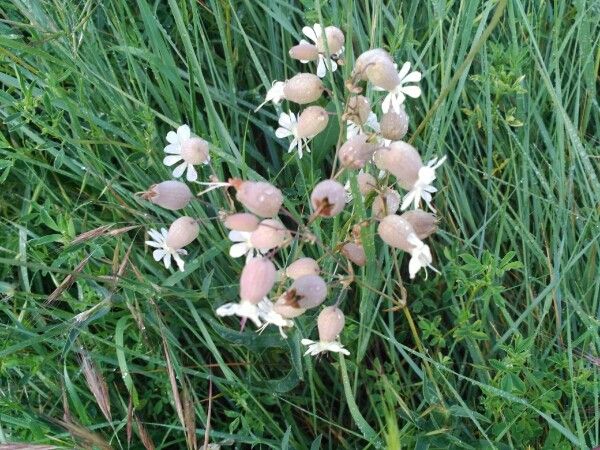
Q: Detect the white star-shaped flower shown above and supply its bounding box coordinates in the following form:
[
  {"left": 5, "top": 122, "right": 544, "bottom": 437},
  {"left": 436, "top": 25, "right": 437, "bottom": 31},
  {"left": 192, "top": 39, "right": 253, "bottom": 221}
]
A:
[
  {"left": 228, "top": 230, "right": 266, "bottom": 262},
  {"left": 275, "top": 111, "right": 310, "bottom": 158},
  {"left": 163, "top": 124, "right": 210, "bottom": 182},
  {"left": 301, "top": 25, "right": 343, "bottom": 78},
  {"left": 145, "top": 228, "right": 187, "bottom": 271},
  {"left": 255, "top": 81, "right": 285, "bottom": 112},
  {"left": 215, "top": 300, "right": 262, "bottom": 327},
  {"left": 406, "top": 233, "right": 439, "bottom": 279},
  {"left": 256, "top": 298, "right": 294, "bottom": 338},
  {"left": 379, "top": 62, "right": 422, "bottom": 114},
  {"left": 400, "top": 156, "right": 446, "bottom": 212},
  {"left": 300, "top": 338, "right": 350, "bottom": 356}
]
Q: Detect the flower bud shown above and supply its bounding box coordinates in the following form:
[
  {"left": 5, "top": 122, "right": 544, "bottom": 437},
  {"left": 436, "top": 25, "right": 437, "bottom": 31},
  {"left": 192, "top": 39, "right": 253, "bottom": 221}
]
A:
[
  {"left": 282, "top": 274, "right": 327, "bottom": 309},
  {"left": 285, "top": 257, "right": 320, "bottom": 280},
  {"left": 339, "top": 135, "right": 376, "bottom": 169},
  {"left": 296, "top": 106, "right": 329, "bottom": 138},
  {"left": 223, "top": 213, "right": 260, "bottom": 232},
  {"left": 372, "top": 188, "right": 401, "bottom": 220},
  {"left": 144, "top": 181, "right": 193, "bottom": 211},
  {"left": 341, "top": 242, "right": 366, "bottom": 266},
  {"left": 239, "top": 258, "right": 276, "bottom": 304},
  {"left": 289, "top": 43, "right": 319, "bottom": 61},
  {"left": 165, "top": 216, "right": 199, "bottom": 249},
  {"left": 316, "top": 26, "right": 345, "bottom": 54},
  {"left": 373, "top": 141, "right": 423, "bottom": 190},
  {"left": 377, "top": 214, "right": 416, "bottom": 252},
  {"left": 283, "top": 73, "right": 324, "bottom": 104},
  {"left": 353, "top": 49, "right": 394, "bottom": 81},
  {"left": 346, "top": 95, "right": 371, "bottom": 125},
  {"left": 400, "top": 210, "right": 437, "bottom": 239},
  {"left": 311, "top": 180, "right": 346, "bottom": 217},
  {"left": 380, "top": 109, "right": 409, "bottom": 141},
  {"left": 317, "top": 306, "right": 345, "bottom": 342},
  {"left": 357, "top": 172, "right": 377, "bottom": 196},
  {"left": 180, "top": 137, "right": 209, "bottom": 165},
  {"left": 273, "top": 297, "right": 306, "bottom": 319},
  {"left": 250, "top": 219, "right": 290, "bottom": 250},
  {"left": 231, "top": 179, "right": 283, "bottom": 218},
  {"left": 365, "top": 58, "right": 400, "bottom": 91}
]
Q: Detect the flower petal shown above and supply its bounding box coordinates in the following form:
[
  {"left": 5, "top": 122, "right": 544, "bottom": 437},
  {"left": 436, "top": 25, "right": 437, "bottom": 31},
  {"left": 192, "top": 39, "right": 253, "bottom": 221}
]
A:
[
  {"left": 302, "top": 25, "right": 318, "bottom": 43},
  {"left": 166, "top": 131, "right": 178, "bottom": 144},
  {"left": 177, "top": 124, "right": 191, "bottom": 141},
  {"left": 228, "top": 230, "right": 249, "bottom": 242},
  {"left": 164, "top": 143, "right": 181, "bottom": 154},
  {"left": 402, "top": 71, "right": 422, "bottom": 83},
  {"left": 163, "top": 155, "right": 183, "bottom": 166},
  {"left": 278, "top": 112, "right": 293, "bottom": 129},
  {"left": 186, "top": 164, "right": 198, "bottom": 182},
  {"left": 397, "top": 61, "right": 412, "bottom": 81},
  {"left": 381, "top": 93, "right": 392, "bottom": 113},
  {"left": 172, "top": 162, "right": 188, "bottom": 178},
  {"left": 145, "top": 240, "right": 162, "bottom": 248},
  {"left": 276, "top": 127, "right": 293, "bottom": 139},
  {"left": 173, "top": 253, "right": 185, "bottom": 272},
  {"left": 163, "top": 253, "right": 172, "bottom": 269},
  {"left": 401, "top": 85, "right": 422, "bottom": 98},
  {"left": 316, "top": 57, "right": 327, "bottom": 78},
  {"left": 153, "top": 249, "right": 166, "bottom": 261},
  {"left": 229, "top": 242, "right": 249, "bottom": 258}
]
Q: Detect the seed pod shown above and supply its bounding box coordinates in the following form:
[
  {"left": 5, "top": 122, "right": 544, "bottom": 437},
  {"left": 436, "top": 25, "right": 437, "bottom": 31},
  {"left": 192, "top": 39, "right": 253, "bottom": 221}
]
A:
[
  {"left": 239, "top": 258, "right": 277, "bottom": 304},
  {"left": 283, "top": 274, "right": 327, "bottom": 309},
  {"left": 289, "top": 43, "right": 319, "bottom": 61},
  {"left": 311, "top": 180, "right": 346, "bottom": 217},
  {"left": 316, "top": 26, "right": 345, "bottom": 54},
  {"left": 377, "top": 214, "right": 416, "bottom": 252},
  {"left": 283, "top": 73, "right": 324, "bottom": 104},
  {"left": 286, "top": 257, "right": 320, "bottom": 280},
  {"left": 250, "top": 219, "right": 290, "bottom": 250},
  {"left": 372, "top": 188, "right": 401, "bottom": 220},
  {"left": 357, "top": 172, "right": 377, "bottom": 196},
  {"left": 317, "top": 306, "right": 345, "bottom": 342},
  {"left": 341, "top": 242, "right": 366, "bottom": 266},
  {"left": 297, "top": 106, "right": 329, "bottom": 138},
  {"left": 365, "top": 58, "right": 400, "bottom": 91},
  {"left": 231, "top": 179, "right": 283, "bottom": 218},
  {"left": 380, "top": 109, "right": 409, "bottom": 141},
  {"left": 165, "top": 216, "right": 199, "bottom": 249},
  {"left": 273, "top": 297, "right": 306, "bottom": 319},
  {"left": 401, "top": 210, "right": 437, "bottom": 239},
  {"left": 353, "top": 48, "right": 394, "bottom": 81},
  {"left": 339, "top": 135, "right": 376, "bottom": 169},
  {"left": 223, "top": 213, "right": 260, "bottom": 232},
  {"left": 346, "top": 95, "right": 371, "bottom": 125},
  {"left": 180, "top": 137, "right": 209, "bottom": 165},
  {"left": 373, "top": 141, "right": 423, "bottom": 189},
  {"left": 144, "top": 181, "right": 193, "bottom": 211}
]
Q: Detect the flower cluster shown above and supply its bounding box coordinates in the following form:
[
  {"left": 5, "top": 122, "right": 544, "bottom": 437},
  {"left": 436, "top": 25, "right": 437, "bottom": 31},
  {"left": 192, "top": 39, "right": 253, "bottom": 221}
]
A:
[{"left": 139, "top": 23, "right": 447, "bottom": 359}]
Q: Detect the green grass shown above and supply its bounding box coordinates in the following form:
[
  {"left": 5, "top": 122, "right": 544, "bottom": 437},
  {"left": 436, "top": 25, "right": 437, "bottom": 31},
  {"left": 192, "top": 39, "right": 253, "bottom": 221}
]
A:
[{"left": 1, "top": 0, "right": 599, "bottom": 448}]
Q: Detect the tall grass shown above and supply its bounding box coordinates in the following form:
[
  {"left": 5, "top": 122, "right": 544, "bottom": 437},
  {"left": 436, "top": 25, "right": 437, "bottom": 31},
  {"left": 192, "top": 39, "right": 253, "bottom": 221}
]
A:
[{"left": 0, "top": 0, "right": 598, "bottom": 448}]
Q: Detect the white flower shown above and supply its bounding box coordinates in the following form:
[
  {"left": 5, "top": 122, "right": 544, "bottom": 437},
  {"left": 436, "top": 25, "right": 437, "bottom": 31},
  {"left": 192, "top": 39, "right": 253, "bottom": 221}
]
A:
[
  {"left": 301, "top": 25, "right": 343, "bottom": 78},
  {"left": 163, "top": 124, "right": 209, "bottom": 182},
  {"left": 275, "top": 111, "right": 309, "bottom": 158},
  {"left": 300, "top": 338, "right": 350, "bottom": 356},
  {"left": 406, "top": 233, "right": 439, "bottom": 279},
  {"left": 400, "top": 155, "right": 446, "bottom": 212},
  {"left": 145, "top": 228, "right": 187, "bottom": 271},
  {"left": 255, "top": 81, "right": 285, "bottom": 112},
  {"left": 256, "top": 298, "right": 294, "bottom": 338},
  {"left": 216, "top": 300, "right": 262, "bottom": 327},
  {"left": 346, "top": 111, "right": 380, "bottom": 139},
  {"left": 228, "top": 230, "right": 265, "bottom": 262},
  {"left": 379, "top": 62, "right": 422, "bottom": 114}
]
